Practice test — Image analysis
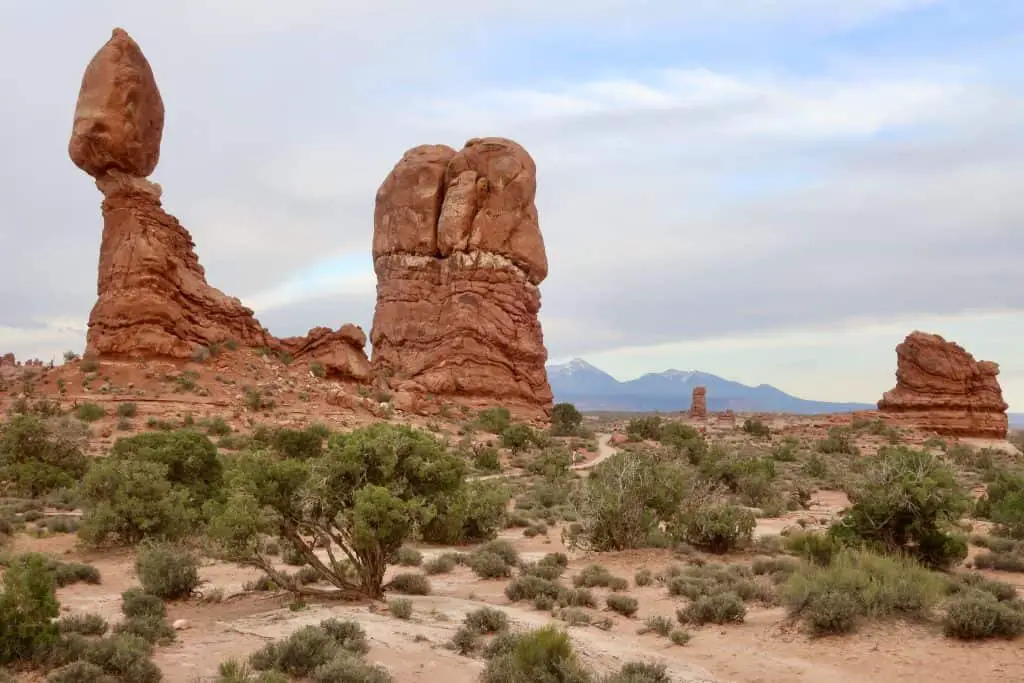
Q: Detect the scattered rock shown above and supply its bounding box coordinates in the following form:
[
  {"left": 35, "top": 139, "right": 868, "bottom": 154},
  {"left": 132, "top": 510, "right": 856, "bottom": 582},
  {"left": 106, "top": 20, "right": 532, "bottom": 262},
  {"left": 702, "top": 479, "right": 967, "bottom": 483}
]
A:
[
  {"left": 172, "top": 619, "right": 190, "bottom": 631},
  {"left": 370, "top": 138, "right": 552, "bottom": 419},
  {"left": 877, "top": 331, "right": 1008, "bottom": 438}
]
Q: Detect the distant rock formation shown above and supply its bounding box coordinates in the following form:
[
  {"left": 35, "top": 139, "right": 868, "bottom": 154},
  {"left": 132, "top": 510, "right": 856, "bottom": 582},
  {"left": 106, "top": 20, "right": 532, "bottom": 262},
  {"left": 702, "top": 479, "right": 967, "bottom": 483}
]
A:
[
  {"left": 689, "top": 386, "right": 707, "bottom": 418},
  {"left": 877, "top": 331, "right": 1008, "bottom": 439},
  {"left": 370, "top": 138, "right": 552, "bottom": 417},
  {"left": 70, "top": 29, "right": 369, "bottom": 380}
]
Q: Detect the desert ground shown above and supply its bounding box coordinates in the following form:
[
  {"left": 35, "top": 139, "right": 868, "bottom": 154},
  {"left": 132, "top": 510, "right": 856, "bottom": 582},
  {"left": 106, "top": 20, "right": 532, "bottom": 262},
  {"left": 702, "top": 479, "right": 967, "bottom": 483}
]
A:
[{"left": 2, "top": 351, "right": 1024, "bottom": 683}]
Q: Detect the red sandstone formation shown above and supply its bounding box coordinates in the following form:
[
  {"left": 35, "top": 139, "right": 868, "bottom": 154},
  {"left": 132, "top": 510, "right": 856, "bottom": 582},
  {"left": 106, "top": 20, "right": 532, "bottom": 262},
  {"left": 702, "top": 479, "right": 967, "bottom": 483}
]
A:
[
  {"left": 877, "top": 331, "right": 1008, "bottom": 439},
  {"left": 689, "top": 386, "right": 707, "bottom": 418},
  {"left": 371, "top": 138, "right": 552, "bottom": 417},
  {"left": 70, "top": 29, "right": 368, "bottom": 378}
]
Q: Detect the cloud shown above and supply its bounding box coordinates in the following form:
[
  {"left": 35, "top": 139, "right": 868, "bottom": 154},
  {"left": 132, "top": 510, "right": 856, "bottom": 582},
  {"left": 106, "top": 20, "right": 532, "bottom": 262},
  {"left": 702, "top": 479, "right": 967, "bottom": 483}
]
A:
[{"left": 1, "top": 0, "right": 1021, "bottom": 412}]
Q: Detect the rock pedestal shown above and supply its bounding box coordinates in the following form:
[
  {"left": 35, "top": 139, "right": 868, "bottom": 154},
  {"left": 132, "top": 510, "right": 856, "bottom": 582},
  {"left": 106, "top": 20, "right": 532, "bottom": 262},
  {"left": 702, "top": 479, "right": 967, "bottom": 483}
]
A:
[{"left": 689, "top": 386, "right": 707, "bottom": 418}]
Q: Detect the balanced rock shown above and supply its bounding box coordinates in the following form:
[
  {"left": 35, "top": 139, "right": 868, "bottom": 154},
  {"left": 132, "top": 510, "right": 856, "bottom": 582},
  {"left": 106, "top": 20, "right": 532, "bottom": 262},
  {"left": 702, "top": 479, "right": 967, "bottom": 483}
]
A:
[
  {"left": 70, "top": 29, "right": 369, "bottom": 378},
  {"left": 689, "top": 386, "right": 707, "bottom": 418},
  {"left": 371, "top": 138, "right": 552, "bottom": 418},
  {"left": 877, "top": 331, "right": 1008, "bottom": 439}
]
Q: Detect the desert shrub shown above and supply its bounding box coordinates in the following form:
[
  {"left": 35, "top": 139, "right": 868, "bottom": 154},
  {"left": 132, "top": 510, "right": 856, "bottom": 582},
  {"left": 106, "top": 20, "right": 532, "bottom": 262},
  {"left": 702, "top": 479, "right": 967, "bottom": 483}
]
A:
[
  {"left": 423, "top": 554, "right": 457, "bottom": 575},
  {"left": 567, "top": 453, "right": 688, "bottom": 551},
  {"left": 75, "top": 403, "right": 105, "bottom": 422},
  {"left": 604, "top": 661, "right": 671, "bottom": 683},
  {"left": 207, "top": 424, "right": 466, "bottom": 599},
  {"left": 640, "top": 615, "right": 673, "bottom": 637},
  {"left": 310, "top": 656, "right": 393, "bottom": 683},
  {"left": 465, "top": 607, "right": 509, "bottom": 634},
  {"left": 120, "top": 589, "right": 165, "bottom": 619},
  {"left": 742, "top": 418, "right": 771, "bottom": 438},
  {"left": 394, "top": 547, "right": 423, "bottom": 567},
  {"left": 0, "top": 553, "right": 60, "bottom": 664},
  {"left": 250, "top": 620, "right": 369, "bottom": 677},
  {"left": 658, "top": 423, "right": 707, "bottom": 461},
  {"left": 267, "top": 426, "right": 326, "bottom": 461},
  {"left": 558, "top": 587, "right": 597, "bottom": 609},
  {"left": 45, "top": 660, "right": 112, "bottom": 683},
  {"left": 468, "top": 551, "right": 511, "bottom": 579},
  {"left": 205, "top": 417, "right": 232, "bottom": 437},
  {"left": 505, "top": 575, "right": 563, "bottom": 603},
  {"left": 419, "top": 480, "right": 508, "bottom": 545},
  {"left": 948, "top": 572, "right": 1019, "bottom": 602},
  {"left": 78, "top": 458, "right": 193, "bottom": 546},
  {"left": 79, "top": 633, "right": 161, "bottom": 683},
  {"left": 534, "top": 594, "right": 556, "bottom": 611},
  {"left": 556, "top": 607, "right": 591, "bottom": 626},
  {"left": 501, "top": 424, "right": 539, "bottom": 454},
  {"left": 970, "top": 534, "right": 1019, "bottom": 553},
  {"left": 973, "top": 552, "right": 1024, "bottom": 572},
  {"left": 829, "top": 447, "right": 969, "bottom": 568},
  {"left": 976, "top": 470, "right": 1024, "bottom": 539},
  {"left": 114, "top": 613, "right": 175, "bottom": 645},
  {"left": 752, "top": 557, "right": 800, "bottom": 578},
  {"left": 551, "top": 403, "right": 583, "bottom": 436},
  {"left": 522, "top": 561, "right": 565, "bottom": 581},
  {"left": 816, "top": 427, "right": 858, "bottom": 455},
  {"left": 479, "top": 625, "right": 592, "bottom": 683},
  {"left": 943, "top": 592, "right": 1024, "bottom": 640},
  {"left": 525, "top": 447, "right": 573, "bottom": 479},
  {"left": 134, "top": 542, "right": 200, "bottom": 600},
  {"left": 388, "top": 573, "right": 430, "bottom": 595},
  {"left": 475, "top": 539, "right": 519, "bottom": 566},
  {"left": 670, "top": 502, "right": 755, "bottom": 553},
  {"left": 783, "top": 531, "right": 841, "bottom": 566},
  {"left": 677, "top": 591, "right": 746, "bottom": 625},
  {"left": 388, "top": 598, "right": 413, "bottom": 619},
  {"left": 634, "top": 567, "right": 653, "bottom": 587},
  {"left": 115, "top": 403, "right": 137, "bottom": 419},
  {"left": 626, "top": 417, "right": 662, "bottom": 442},
  {"left": 476, "top": 407, "right": 512, "bottom": 434},
  {"left": 0, "top": 553, "right": 100, "bottom": 590},
  {"left": 451, "top": 626, "right": 480, "bottom": 655},
  {"left": 59, "top": 613, "right": 109, "bottom": 637},
  {"left": 669, "top": 629, "right": 691, "bottom": 646},
  {"left": 573, "top": 565, "right": 627, "bottom": 590},
  {"left": 0, "top": 414, "right": 89, "bottom": 496},
  {"left": 473, "top": 445, "right": 501, "bottom": 472},
  {"left": 606, "top": 594, "right": 639, "bottom": 617},
  {"left": 665, "top": 564, "right": 761, "bottom": 603},
  {"left": 319, "top": 619, "right": 370, "bottom": 656},
  {"left": 782, "top": 548, "right": 944, "bottom": 634}
]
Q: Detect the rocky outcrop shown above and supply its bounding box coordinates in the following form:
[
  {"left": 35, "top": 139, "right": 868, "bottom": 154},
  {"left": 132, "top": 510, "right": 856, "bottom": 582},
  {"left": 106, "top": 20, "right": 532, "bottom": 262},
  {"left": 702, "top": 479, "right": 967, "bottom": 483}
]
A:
[
  {"left": 689, "top": 386, "right": 707, "bottom": 418},
  {"left": 70, "top": 29, "right": 369, "bottom": 378},
  {"left": 280, "top": 325, "right": 371, "bottom": 382},
  {"left": 371, "top": 138, "right": 552, "bottom": 417},
  {"left": 877, "top": 331, "right": 1008, "bottom": 439}
]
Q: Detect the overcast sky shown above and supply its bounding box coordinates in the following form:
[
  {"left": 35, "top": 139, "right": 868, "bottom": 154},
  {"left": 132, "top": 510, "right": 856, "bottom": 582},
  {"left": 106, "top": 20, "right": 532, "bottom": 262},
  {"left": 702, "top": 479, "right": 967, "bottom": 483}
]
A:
[{"left": 1, "top": 1, "right": 1022, "bottom": 408}]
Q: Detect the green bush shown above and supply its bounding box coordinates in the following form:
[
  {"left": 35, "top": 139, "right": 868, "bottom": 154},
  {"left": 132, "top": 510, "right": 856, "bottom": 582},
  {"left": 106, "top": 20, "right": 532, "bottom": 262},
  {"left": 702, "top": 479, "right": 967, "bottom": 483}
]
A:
[
  {"left": 207, "top": 424, "right": 466, "bottom": 600},
  {"left": 670, "top": 503, "right": 755, "bottom": 553},
  {"left": 394, "top": 547, "right": 423, "bottom": 567},
  {"left": 604, "top": 661, "right": 672, "bottom": 683},
  {"left": 665, "top": 564, "right": 760, "bottom": 603},
  {"left": 467, "top": 551, "right": 510, "bottom": 579},
  {"left": 634, "top": 567, "right": 653, "bottom": 587},
  {"left": 423, "top": 554, "right": 458, "bottom": 575},
  {"left": 606, "top": 594, "right": 639, "bottom": 617},
  {"left": 476, "top": 407, "right": 512, "bottom": 434},
  {"left": 551, "top": 403, "right": 583, "bottom": 437},
  {"left": 677, "top": 591, "right": 746, "bottom": 625},
  {"left": 479, "top": 625, "right": 592, "bottom": 683},
  {"left": 0, "top": 414, "right": 89, "bottom": 496},
  {"left": 943, "top": 592, "right": 1024, "bottom": 640},
  {"left": 0, "top": 553, "right": 60, "bottom": 664},
  {"left": 782, "top": 549, "right": 945, "bottom": 634},
  {"left": 626, "top": 417, "right": 663, "bottom": 441},
  {"left": 640, "top": 615, "right": 673, "bottom": 637},
  {"left": 669, "top": 630, "right": 691, "bottom": 646},
  {"left": 475, "top": 539, "right": 519, "bottom": 567},
  {"left": 501, "top": 424, "right": 539, "bottom": 454},
  {"left": 59, "top": 613, "right": 109, "bottom": 637},
  {"left": 78, "top": 633, "right": 161, "bottom": 683},
  {"left": 109, "top": 429, "right": 223, "bottom": 504},
  {"left": 249, "top": 620, "right": 369, "bottom": 678},
  {"left": 977, "top": 471, "right": 1024, "bottom": 539},
  {"left": 310, "top": 655, "right": 393, "bottom": 683},
  {"left": 782, "top": 531, "right": 841, "bottom": 566},
  {"left": 75, "top": 403, "right": 106, "bottom": 422},
  {"left": 115, "top": 403, "right": 138, "bottom": 418},
  {"left": 573, "top": 565, "right": 627, "bottom": 590},
  {"left": 816, "top": 427, "right": 858, "bottom": 455},
  {"left": 121, "top": 589, "right": 166, "bottom": 619},
  {"left": 45, "top": 660, "right": 112, "bottom": 683},
  {"left": 464, "top": 607, "right": 509, "bottom": 634},
  {"left": 388, "top": 573, "right": 430, "bottom": 595},
  {"left": 973, "top": 551, "right": 1024, "bottom": 572},
  {"left": 420, "top": 481, "right": 508, "bottom": 545},
  {"left": 505, "top": 575, "right": 563, "bottom": 603},
  {"left": 556, "top": 607, "right": 591, "bottom": 626},
  {"left": 114, "top": 613, "right": 175, "bottom": 645},
  {"left": 558, "top": 587, "right": 596, "bottom": 609},
  {"left": 829, "top": 447, "right": 969, "bottom": 568},
  {"left": 78, "top": 458, "right": 193, "bottom": 546},
  {"left": 473, "top": 445, "right": 501, "bottom": 472},
  {"left": 388, "top": 598, "right": 412, "bottom": 620},
  {"left": 134, "top": 542, "right": 200, "bottom": 599},
  {"left": 742, "top": 418, "right": 771, "bottom": 438}
]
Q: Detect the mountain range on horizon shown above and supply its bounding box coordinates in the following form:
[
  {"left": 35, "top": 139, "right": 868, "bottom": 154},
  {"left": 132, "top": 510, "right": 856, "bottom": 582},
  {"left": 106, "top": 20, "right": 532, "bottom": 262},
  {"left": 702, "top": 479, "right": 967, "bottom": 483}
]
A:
[{"left": 546, "top": 359, "right": 1024, "bottom": 426}]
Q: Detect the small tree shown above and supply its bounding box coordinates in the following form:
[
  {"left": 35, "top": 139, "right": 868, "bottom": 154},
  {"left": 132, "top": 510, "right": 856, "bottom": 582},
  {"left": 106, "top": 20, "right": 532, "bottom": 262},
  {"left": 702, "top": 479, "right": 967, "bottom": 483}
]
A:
[
  {"left": 626, "top": 416, "right": 663, "bottom": 441},
  {"left": 420, "top": 480, "right": 508, "bottom": 545},
  {"left": 829, "top": 446, "right": 969, "bottom": 568},
  {"left": 476, "top": 407, "right": 512, "bottom": 434},
  {"left": 0, "top": 553, "right": 60, "bottom": 664},
  {"left": 110, "top": 429, "right": 223, "bottom": 504},
  {"left": 207, "top": 423, "right": 466, "bottom": 599},
  {"left": 0, "top": 414, "right": 88, "bottom": 496},
  {"left": 500, "top": 424, "right": 537, "bottom": 455},
  {"left": 550, "top": 403, "right": 582, "bottom": 436}
]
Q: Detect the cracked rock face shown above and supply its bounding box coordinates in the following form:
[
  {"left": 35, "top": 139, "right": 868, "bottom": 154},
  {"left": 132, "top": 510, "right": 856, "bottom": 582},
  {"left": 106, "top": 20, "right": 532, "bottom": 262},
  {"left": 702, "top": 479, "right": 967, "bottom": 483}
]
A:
[
  {"left": 371, "top": 138, "right": 552, "bottom": 418},
  {"left": 72, "top": 29, "right": 369, "bottom": 376},
  {"left": 877, "top": 331, "right": 1008, "bottom": 438}
]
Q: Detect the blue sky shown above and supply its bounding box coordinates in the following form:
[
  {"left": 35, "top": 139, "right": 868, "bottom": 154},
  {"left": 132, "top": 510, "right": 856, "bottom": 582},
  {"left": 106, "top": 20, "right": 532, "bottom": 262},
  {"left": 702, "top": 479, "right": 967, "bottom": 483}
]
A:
[{"left": 1, "top": 0, "right": 1022, "bottom": 408}]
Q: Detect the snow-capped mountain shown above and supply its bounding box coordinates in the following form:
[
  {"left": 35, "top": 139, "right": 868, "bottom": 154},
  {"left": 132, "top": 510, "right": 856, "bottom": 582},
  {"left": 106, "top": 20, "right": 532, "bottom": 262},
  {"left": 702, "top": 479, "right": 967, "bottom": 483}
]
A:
[{"left": 545, "top": 359, "right": 874, "bottom": 414}]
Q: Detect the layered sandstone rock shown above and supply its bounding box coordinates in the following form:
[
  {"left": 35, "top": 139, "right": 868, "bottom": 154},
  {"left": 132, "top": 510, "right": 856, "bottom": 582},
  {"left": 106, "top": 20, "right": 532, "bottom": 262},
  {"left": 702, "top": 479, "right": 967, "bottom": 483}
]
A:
[
  {"left": 877, "top": 331, "right": 1008, "bottom": 439},
  {"left": 280, "top": 325, "right": 371, "bottom": 382},
  {"left": 689, "top": 386, "right": 707, "bottom": 418},
  {"left": 71, "top": 29, "right": 368, "bottom": 377},
  {"left": 371, "top": 138, "right": 552, "bottom": 417}
]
